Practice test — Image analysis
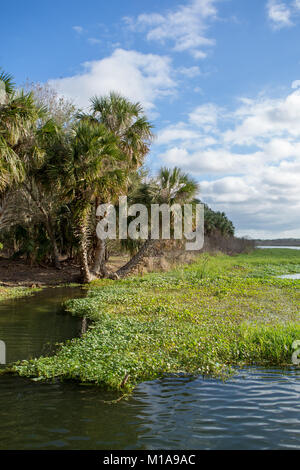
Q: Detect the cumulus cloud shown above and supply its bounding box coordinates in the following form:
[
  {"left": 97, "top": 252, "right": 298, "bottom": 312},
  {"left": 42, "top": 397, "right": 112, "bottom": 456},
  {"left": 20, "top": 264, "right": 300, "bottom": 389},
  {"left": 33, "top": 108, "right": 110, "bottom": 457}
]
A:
[
  {"left": 48, "top": 49, "right": 176, "bottom": 113},
  {"left": 157, "top": 123, "right": 203, "bottom": 146},
  {"left": 266, "top": 0, "right": 300, "bottom": 29},
  {"left": 267, "top": 0, "right": 293, "bottom": 29},
  {"left": 201, "top": 162, "right": 300, "bottom": 237},
  {"left": 224, "top": 88, "right": 300, "bottom": 145},
  {"left": 157, "top": 84, "right": 300, "bottom": 237},
  {"left": 189, "top": 103, "right": 221, "bottom": 131},
  {"left": 156, "top": 103, "right": 221, "bottom": 148},
  {"left": 125, "top": 0, "right": 218, "bottom": 59}
]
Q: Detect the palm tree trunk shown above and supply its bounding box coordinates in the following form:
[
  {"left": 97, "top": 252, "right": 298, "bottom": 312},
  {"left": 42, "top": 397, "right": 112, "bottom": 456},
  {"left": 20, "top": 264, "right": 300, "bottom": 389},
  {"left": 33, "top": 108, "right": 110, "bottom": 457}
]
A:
[
  {"left": 79, "top": 238, "right": 92, "bottom": 283},
  {"left": 91, "top": 238, "right": 106, "bottom": 275},
  {"left": 92, "top": 196, "right": 109, "bottom": 277},
  {"left": 45, "top": 216, "right": 60, "bottom": 269},
  {"left": 78, "top": 208, "right": 92, "bottom": 283},
  {"left": 116, "top": 237, "right": 156, "bottom": 279}
]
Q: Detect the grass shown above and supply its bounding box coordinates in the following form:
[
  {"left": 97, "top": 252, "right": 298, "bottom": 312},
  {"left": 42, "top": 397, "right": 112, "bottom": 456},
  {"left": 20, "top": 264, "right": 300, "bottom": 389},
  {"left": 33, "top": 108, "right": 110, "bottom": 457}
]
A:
[
  {"left": 11, "top": 249, "right": 300, "bottom": 392},
  {"left": 0, "top": 286, "right": 41, "bottom": 302}
]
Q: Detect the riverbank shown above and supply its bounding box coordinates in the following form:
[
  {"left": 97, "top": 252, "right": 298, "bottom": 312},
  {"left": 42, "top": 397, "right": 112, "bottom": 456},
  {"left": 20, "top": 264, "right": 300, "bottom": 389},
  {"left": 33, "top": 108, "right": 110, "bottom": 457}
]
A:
[
  {"left": 0, "top": 286, "right": 41, "bottom": 301},
  {"left": 0, "top": 257, "right": 80, "bottom": 287},
  {"left": 0, "top": 255, "right": 131, "bottom": 287},
  {"left": 10, "top": 249, "right": 300, "bottom": 391}
]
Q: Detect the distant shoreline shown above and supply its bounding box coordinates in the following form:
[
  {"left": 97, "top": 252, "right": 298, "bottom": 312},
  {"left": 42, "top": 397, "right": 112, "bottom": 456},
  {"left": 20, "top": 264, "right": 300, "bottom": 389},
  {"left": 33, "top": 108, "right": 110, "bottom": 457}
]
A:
[{"left": 254, "top": 239, "right": 300, "bottom": 247}]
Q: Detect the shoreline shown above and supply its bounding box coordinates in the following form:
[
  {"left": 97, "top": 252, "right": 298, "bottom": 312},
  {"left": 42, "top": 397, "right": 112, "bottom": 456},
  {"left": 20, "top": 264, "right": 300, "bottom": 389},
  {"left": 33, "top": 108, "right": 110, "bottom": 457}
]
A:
[
  {"left": 0, "top": 257, "right": 81, "bottom": 288},
  {"left": 8, "top": 249, "right": 300, "bottom": 392},
  {"left": 0, "top": 286, "right": 42, "bottom": 302}
]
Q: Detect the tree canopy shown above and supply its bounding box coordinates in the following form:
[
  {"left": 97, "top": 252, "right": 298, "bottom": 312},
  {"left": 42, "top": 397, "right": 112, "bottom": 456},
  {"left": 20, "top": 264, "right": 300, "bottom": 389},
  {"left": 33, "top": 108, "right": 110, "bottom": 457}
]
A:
[{"left": 0, "top": 71, "right": 236, "bottom": 281}]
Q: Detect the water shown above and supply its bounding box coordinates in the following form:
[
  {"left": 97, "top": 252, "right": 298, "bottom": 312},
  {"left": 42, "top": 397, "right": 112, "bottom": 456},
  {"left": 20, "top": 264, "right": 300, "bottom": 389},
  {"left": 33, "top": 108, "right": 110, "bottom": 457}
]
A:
[
  {"left": 257, "top": 246, "right": 300, "bottom": 250},
  {"left": 279, "top": 274, "right": 300, "bottom": 280},
  {"left": 257, "top": 247, "right": 300, "bottom": 280},
  {"left": 0, "top": 368, "right": 299, "bottom": 450},
  {"left": 0, "top": 287, "right": 84, "bottom": 364},
  {"left": 0, "top": 289, "right": 299, "bottom": 450}
]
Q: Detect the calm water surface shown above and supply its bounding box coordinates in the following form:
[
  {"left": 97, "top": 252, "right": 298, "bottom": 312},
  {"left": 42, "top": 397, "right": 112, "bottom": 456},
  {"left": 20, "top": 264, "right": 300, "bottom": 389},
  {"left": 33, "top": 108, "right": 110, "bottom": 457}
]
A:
[
  {"left": 0, "top": 287, "right": 83, "bottom": 363},
  {"left": 257, "top": 246, "right": 300, "bottom": 250},
  {"left": 0, "top": 288, "right": 299, "bottom": 450},
  {"left": 279, "top": 274, "right": 300, "bottom": 280}
]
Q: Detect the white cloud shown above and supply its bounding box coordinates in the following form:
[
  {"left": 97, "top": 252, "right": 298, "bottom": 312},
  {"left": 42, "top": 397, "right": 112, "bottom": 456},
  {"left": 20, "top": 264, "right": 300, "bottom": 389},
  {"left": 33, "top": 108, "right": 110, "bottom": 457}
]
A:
[
  {"left": 156, "top": 103, "right": 221, "bottom": 147},
  {"left": 292, "top": 79, "right": 300, "bottom": 88},
  {"left": 73, "top": 25, "right": 84, "bottom": 34},
  {"left": 267, "top": 0, "right": 293, "bottom": 29},
  {"left": 157, "top": 125, "right": 217, "bottom": 147},
  {"left": 294, "top": 0, "right": 300, "bottom": 10},
  {"left": 178, "top": 66, "right": 201, "bottom": 78},
  {"left": 87, "top": 38, "right": 101, "bottom": 45},
  {"left": 125, "top": 0, "right": 218, "bottom": 59},
  {"left": 266, "top": 0, "right": 300, "bottom": 29},
  {"left": 201, "top": 162, "right": 300, "bottom": 237},
  {"left": 157, "top": 123, "right": 202, "bottom": 145},
  {"left": 189, "top": 103, "right": 221, "bottom": 131},
  {"left": 48, "top": 49, "right": 176, "bottom": 113},
  {"left": 162, "top": 147, "right": 261, "bottom": 174},
  {"left": 224, "top": 88, "right": 300, "bottom": 145},
  {"left": 156, "top": 84, "right": 300, "bottom": 237}
]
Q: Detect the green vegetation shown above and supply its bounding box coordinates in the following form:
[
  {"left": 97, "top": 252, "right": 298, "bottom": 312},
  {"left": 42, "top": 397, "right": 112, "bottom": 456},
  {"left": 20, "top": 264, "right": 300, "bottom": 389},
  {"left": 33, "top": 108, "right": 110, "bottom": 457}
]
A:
[
  {"left": 0, "top": 286, "right": 40, "bottom": 302},
  {"left": 0, "top": 70, "right": 237, "bottom": 282},
  {"left": 2, "top": 69, "right": 297, "bottom": 392},
  {"left": 11, "top": 249, "right": 300, "bottom": 392}
]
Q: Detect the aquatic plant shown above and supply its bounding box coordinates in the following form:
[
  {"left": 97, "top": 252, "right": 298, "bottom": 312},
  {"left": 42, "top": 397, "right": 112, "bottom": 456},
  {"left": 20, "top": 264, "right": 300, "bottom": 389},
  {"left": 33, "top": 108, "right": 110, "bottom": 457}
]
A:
[{"left": 12, "top": 249, "right": 300, "bottom": 392}]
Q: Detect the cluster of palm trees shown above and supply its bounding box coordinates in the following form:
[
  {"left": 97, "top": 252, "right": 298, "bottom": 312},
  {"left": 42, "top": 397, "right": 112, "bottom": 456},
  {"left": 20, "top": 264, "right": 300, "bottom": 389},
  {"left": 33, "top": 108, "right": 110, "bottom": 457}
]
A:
[{"left": 0, "top": 69, "right": 235, "bottom": 282}]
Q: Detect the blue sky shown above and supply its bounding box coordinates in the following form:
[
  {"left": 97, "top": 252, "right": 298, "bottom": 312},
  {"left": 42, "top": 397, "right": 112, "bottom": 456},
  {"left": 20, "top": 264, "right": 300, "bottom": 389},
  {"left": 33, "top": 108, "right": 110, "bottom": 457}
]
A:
[{"left": 1, "top": 0, "right": 300, "bottom": 238}]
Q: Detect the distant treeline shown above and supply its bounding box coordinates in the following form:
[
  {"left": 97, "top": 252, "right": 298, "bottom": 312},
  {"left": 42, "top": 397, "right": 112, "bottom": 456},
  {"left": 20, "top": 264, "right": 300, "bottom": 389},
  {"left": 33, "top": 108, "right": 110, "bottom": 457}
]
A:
[{"left": 254, "top": 239, "right": 300, "bottom": 247}]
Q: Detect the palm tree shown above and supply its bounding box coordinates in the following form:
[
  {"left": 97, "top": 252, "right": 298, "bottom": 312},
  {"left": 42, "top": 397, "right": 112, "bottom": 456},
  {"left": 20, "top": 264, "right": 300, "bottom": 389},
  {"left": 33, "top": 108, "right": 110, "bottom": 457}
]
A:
[
  {"left": 203, "top": 204, "right": 235, "bottom": 237},
  {"left": 155, "top": 167, "right": 199, "bottom": 205},
  {"left": 86, "top": 92, "right": 153, "bottom": 276},
  {"left": 91, "top": 92, "right": 153, "bottom": 167},
  {"left": 116, "top": 167, "right": 199, "bottom": 278},
  {"left": 0, "top": 70, "right": 64, "bottom": 266},
  {"left": 0, "top": 70, "right": 41, "bottom": 192},
  {"left": 62, "top": 120, "right": 123, "bottom": 282}
]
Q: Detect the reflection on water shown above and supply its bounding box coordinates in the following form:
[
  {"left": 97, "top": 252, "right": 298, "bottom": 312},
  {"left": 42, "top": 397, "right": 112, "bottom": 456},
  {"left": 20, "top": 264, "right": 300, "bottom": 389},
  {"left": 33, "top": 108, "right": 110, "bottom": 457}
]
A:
[
  {"left": 134, "top": 369, "right": 300, "bottom": 450},
  {"left": 0, "top": 368, "right": 299, "bottom": 450},
  {"left": 0, "top": 287, "right": 83, "bottom": 364},
  {"left": 257, "top": 246, "right": 300, "bottom": 250},
  {"left": 279, "top": 274, "right": 300, "bottom": 280},
  {"left": 0, "top": 288, "right": 299, "bottom": 450}
]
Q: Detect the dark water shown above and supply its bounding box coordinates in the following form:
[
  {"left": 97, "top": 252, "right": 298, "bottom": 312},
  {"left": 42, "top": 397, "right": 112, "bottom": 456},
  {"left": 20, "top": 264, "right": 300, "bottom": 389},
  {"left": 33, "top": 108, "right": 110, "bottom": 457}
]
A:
[
  {"left": 0, "top": 287, "right": 83, "bottom": 364},
  {"left": 0, "top": 289, "right": 299, "bottom": 450}
]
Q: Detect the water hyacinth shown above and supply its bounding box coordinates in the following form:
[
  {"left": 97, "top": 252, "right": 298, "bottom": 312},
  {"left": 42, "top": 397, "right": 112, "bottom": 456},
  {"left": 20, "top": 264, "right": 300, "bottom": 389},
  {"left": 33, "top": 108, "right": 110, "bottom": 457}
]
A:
[{"left": 12, "top": 249, "right": 300, "bottom": 392}]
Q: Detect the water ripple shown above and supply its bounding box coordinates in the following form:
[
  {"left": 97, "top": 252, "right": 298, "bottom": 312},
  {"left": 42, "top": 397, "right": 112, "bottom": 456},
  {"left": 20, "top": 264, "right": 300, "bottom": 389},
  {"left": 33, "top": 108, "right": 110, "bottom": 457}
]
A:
[{"left": 1, "top": 367, "right": 297, "bottom": 450}]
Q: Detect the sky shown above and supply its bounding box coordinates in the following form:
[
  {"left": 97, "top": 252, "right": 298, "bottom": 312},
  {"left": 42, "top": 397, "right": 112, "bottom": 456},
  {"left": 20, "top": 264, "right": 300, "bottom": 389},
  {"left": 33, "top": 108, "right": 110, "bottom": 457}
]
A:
[{"left": 1, "top": 0, "right": 300, "bottom": 238}]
